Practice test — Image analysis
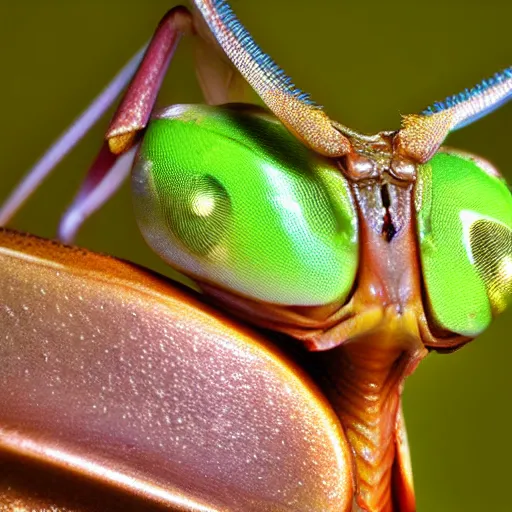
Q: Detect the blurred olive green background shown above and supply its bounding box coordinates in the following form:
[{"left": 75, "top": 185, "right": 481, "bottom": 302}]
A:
[{"left": 0, "top": 1, "right": 511, "bottom": 510}]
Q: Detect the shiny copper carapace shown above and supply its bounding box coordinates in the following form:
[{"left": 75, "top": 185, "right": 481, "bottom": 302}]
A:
[{"left": 0, "top": 228, "right": 354, "bottom": 512}]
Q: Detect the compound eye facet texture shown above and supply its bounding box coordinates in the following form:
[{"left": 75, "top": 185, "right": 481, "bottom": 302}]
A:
[
  {"left": 132, "top": 104, "right": 359, "bottom": 307},
  {"left": 415, "top": 150, "right": 512, "bottom": 336}
]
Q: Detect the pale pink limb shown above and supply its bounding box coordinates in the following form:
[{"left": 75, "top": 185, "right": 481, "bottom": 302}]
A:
[
  {"left": 58, "top": 144, "right": 137, "bottom": 244},
  {"left": 0, "top": 46, "right": 147, "bottom": 226},
  {"left": 56, "top": 5, "right": 242, "bottom": 243},
  {"left": 2, "top": 4, "right": 269, "bottom": 243},
  {"left": 55, "top": 7, "right": 194, "bottom": 243},
  {"left": 106, "top": 6, "right": 192, "bottom": 154}
]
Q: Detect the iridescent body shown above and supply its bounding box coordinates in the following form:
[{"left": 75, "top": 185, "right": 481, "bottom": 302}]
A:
[
  {"left": 0, "top": 1, "right": 511, "bottom": 512},
  {"left": 130, "top": 103, "right": 512, "bottom": 511}
]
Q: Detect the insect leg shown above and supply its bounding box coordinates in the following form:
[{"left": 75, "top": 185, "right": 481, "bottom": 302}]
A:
[
  {"left": 58, "top": 143, "right": 137, "bottom": 243},
  {"left": 0, "top": 47, "right": 146, "bottom": 227},
  {"left": 57, "top": 6, "right": 193, "bottom": 243}
]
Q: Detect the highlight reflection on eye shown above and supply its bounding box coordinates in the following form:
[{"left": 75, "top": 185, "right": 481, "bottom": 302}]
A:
[
  {"left": 470, "top": 219, "right": 512, "bottom": 314},
  {"left": 415, "top": 151, "right": 512, "bottom": 336},
  {"left": 160, "top": 173, "right": 232, "bottom": 258},
  {"left": 132, "top": 104, "right": 359, "bottom": 306},
  {"left": 191, "top": 191, "right": 216, "bottom": 217}
]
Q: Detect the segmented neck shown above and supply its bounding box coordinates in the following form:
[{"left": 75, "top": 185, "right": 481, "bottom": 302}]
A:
[
  {"left": 341, "top": 343, "right": 405, "bottom": 511},
  {"left": 312, "top": 329, "right": 423, "bottom": 512}
]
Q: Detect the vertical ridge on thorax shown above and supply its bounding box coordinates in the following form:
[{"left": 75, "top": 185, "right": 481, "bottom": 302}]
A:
[{"left": 313, "top": 326, "right": 419, "bottom": 512}]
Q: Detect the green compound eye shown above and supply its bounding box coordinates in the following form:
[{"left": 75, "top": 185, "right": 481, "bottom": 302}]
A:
[
  {"left": 415, "top": 151, "right": 512, "bottom": 336},
  {"left": 132, "top": 104, "right": 359, "bottom": 306}
]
